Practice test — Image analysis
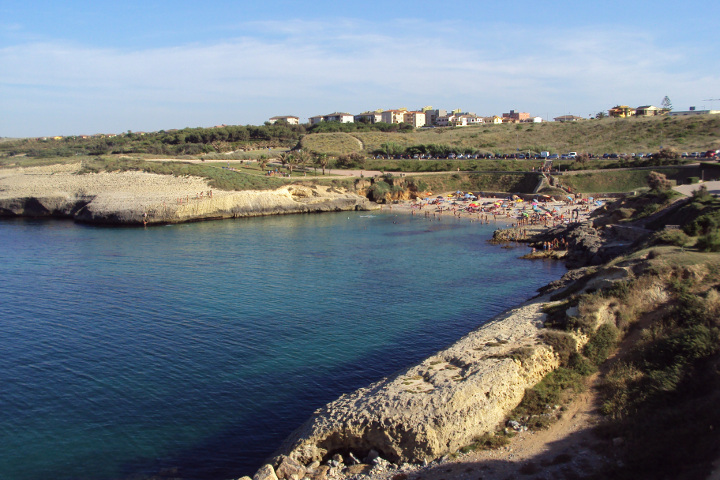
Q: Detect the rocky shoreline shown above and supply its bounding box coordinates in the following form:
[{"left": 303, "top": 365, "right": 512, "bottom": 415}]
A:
[
  {"left": 242, "top": 200, "right": 648, "bottom": 480},
  {"left": 0, "top": 163, "right": 377, "bottom": 225}
]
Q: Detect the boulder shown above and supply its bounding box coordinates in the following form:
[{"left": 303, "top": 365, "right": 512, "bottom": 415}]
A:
[
  {"left": 274, "top": 455, "right": 306, "bottom": 480},
  {"left": 253, "top": 464, "right": 279, "bottom": 480}
]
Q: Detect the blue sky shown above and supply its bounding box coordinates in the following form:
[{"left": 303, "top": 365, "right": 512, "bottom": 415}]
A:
[{"left": 2, "top": 0, "right": 719, "bottom": 137}]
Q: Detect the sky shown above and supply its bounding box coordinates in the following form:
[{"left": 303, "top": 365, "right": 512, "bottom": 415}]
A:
[{"left": 1, "top": 0, "right": 719, "bottom": 137}]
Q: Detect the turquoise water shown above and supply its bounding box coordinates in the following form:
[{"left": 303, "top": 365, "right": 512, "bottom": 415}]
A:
[{"left": 0, "top": 212, "right": 565, "bottom": 480}]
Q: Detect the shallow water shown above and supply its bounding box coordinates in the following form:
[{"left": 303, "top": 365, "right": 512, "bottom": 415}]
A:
[{"left": 0, "top": 212, "right": 565, "bottom": 480}]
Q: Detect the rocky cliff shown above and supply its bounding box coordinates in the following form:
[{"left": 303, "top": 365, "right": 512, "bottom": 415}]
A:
[
  {"left": 0, "top": 164, "right": 377, "bottom": 224},
  {"left": 276, "top": 296, "right": 561, "bottom": 467}
]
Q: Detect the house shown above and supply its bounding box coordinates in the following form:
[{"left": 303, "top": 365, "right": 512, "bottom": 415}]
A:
[
  {"left": 309, "top": 115, "right": 325, "bottom": 125},
  {"left": 268, "top": 116, "right": 300, "bottom": 125},
  {"left": 423, "top": 108, "right": 447, "bottom": 126},
  {"left": 354, "top": 110, "right": 383, "bottom": 123},
  {"left": 465, "top": 115, "right": 484, "bottom": 125},
  {"left": 324, "top": 112, "right": 354, "bottom": 123},
  {"left": 502, "top": 110, "right": 530, "bottom": 122},
  {"left": 482, "top": 116, "right": 503, "bottom": 124},
  {"left": 608, "top": 105, "right": 635, "bottom": 118},
  {"left": 635, "top": 106, "right": 661, "bottom": 117},
  {"left": 554, "top": 115, "right": 584, "bottom": 122},
  {"left": 531, "top": 117, "right": 543, "bottom": 123},
  {"left": 381, "top": 109, "right": 408, "bottom": 124},
  {"left": 403, "top": 111, "right": 426, "bottom": 128}
]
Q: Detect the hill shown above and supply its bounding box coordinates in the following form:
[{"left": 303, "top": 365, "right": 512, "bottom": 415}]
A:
[{"left": 301, "top": 115, "right": 720, "bottom": 157}]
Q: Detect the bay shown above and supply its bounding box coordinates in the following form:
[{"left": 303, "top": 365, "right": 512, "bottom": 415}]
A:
[{"left": 0, "top": 211, "right": 565, "bottom": 480}]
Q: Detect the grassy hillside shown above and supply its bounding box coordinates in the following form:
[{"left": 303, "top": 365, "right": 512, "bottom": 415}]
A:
[{"left": 302, "top": 115, "right": 720, "bottom": 157}]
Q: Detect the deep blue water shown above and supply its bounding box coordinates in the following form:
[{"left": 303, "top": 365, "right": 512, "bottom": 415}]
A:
[{"left": 0, "top": 212, "right": 565, "bottom": 480}]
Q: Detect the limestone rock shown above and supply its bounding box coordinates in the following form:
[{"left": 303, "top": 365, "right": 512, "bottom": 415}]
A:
[
  {"left": 253, "top": 464, "right": 278, "bottom": 480},
  {"left": 275, "top": 296, "right": 561, "bottom": 465},
  {"left": 274, "top": 455, "right": 306, "bottom": 480},
  {"left": 0, "top": 165, "right": 378, "bottom": 225}
]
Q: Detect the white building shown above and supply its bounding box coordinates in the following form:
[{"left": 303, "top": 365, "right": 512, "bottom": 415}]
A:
[{"left": 268, "top": 116, "right": 299, "bottom": 125}]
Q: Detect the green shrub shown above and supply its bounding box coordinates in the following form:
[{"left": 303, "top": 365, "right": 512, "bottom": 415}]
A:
[
  {"left": 696, "top": 230, "right": 720, "bottom": 252},
  {"left": 568, "top": 352, "right": 596, "bottom": 376},
  {"left": 654, "top": 229, "right": 692, "bottom": 247},
  {"left": 542, "top": 331, "right": 578, "bottom": 365},
  {"left": 511, "top": 367, "right": 585, "bottom": 429},
  {"left": 460, "top": 431, "right": 513, "bottom": 452},
  {"left": 584, "top": 323, "right": 619, "bottom": 365}
]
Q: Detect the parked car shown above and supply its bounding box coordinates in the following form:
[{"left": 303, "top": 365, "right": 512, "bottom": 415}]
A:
[
  {"left": 548, "top": 154, "right": 559, "bottom": 160},
  {"left": 681, "top": 152, "right": 689, "bottom": 158}
]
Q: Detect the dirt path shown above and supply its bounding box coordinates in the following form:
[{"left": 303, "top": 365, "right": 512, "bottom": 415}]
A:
[{"left": 402, "top": 375, "right": 610, "bottom": 480}]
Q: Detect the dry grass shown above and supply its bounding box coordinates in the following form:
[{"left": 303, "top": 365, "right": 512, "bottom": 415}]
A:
[
  {"left": 304, "top": 115, "right": 720, "bottom": 156},
  {"left": 300, "top": 133, "right": 362, "bottom": 155}
]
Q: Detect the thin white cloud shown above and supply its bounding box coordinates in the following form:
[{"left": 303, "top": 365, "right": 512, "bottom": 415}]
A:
[{"left": 1, "top": 18, "right": 717, "bottom": 136}]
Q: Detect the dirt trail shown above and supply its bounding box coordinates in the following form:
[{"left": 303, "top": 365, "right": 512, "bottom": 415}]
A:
[{"left": 402, "top": 376, "right": 610, "bottom": 480}]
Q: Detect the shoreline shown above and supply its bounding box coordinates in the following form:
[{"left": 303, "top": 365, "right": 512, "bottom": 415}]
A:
[
  {"left": 249, "top": 196, "right": 619, "bottom": 480},
  {"left": 0, "top": 163, "right": 378, "bottom": 225}
]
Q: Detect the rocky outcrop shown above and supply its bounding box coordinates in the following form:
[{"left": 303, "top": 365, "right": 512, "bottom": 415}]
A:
[
  {"left": 274, "top": 296, "right": 561, "bottom": 467},
  {"left": 0, "top": 165, "right": 377, "bottom": 225}
]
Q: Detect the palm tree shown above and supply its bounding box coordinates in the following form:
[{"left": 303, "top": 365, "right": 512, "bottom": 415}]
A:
[
  {"left": 278, "top": 152, "right": 290, "bottom": 170},
  {"left": 316, "top": 153, "right": 329, "bottom": 175},
  {"left": 286, "top": 153, "right": 299, "bottom": 174},
  {"left": 258, "top": 154, "right": 269, "bottom": 172},
  {"left": 293, "top": 150, "right": 310, "bottom": 174}
]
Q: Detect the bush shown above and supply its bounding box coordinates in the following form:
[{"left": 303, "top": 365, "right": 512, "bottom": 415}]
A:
[
  {"left": 654, "top": 229, "right": 692, "bottom": 247},
  {"left": 511, "top": 367, "right": 585, "bottom": 427},
  {"left": 542, "top": 331, "right": 578, "bottom": 365},
  {"left": 584, "top": 323, "right": 619, "bottom": 365},
  {"left": 647, "top": 171, "right": 672, "bottom": 191},
  {"left": 696, "top": 230, "right": 720, "bottom": 252}
]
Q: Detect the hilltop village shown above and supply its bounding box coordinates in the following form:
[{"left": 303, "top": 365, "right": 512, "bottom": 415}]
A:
[{"left": 269, "top": 103, "right": 718, "bottom": 128}]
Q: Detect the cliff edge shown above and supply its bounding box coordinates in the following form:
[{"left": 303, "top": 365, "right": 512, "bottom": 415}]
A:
[
  {"left": 276, "top": 296, "right": 561, "bottom": 467},
  {"left": 0, "top": 163, "right": 377, "bottom": 224}
]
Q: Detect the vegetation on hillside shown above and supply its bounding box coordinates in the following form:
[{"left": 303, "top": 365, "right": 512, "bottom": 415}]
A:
[
  {"left": 0, "top": 123, "right": 307, "bottom": 158},
  {"left": 459, "top": 189, "right": 720, "bottom": 478},
  {"left": 78, "top": 157, "right": 289, "bottom": 191}
]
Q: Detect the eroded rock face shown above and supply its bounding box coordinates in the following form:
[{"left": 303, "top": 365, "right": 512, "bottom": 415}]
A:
[
  {"left": 276, "top": 297, "right": 561, "bottom": 466},
  {"left": 0, "top": 165, "right": 378, "bottom": 225}
]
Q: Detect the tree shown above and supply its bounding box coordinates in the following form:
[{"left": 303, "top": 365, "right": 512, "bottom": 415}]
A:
[
  {"left": 278, "top": 152, "right": 290, "bottom": 169},
  {"left": 647, "top": 171, "right": 672, "bottom": 191},
  {"left": 258, "top": 155, "right": 269, "bottom": 171},
  {"left": 315, "top": 153, "right": 329, "bottom": 175},
  {"left": 575, "top": 153, "right": 590, "bottom": 164},
  {"left": 294, "top": 149, "right": 311, "bottom": 173},
  {"left": 595, "top": 111, "right": 607, "bottom": 119},
  {"left": 661, "top": 96, "right": 673, "bottom": 112}
]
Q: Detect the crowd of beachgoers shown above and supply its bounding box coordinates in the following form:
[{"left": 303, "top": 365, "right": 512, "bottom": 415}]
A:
[{"left": 387, "top": 191, "right": 604, "bottom": 232}]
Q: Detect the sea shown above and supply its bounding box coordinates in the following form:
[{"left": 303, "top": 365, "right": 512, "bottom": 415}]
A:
[{"left": 0, "top": 211, "right": 566, "bottom": 480}]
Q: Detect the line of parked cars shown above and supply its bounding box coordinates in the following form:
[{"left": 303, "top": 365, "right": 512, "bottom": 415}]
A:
[
  {"left": 374, "top": 149, "right": 719, "bottom": 161},
  {"left": 681, "top": 150, "right": 718, "bottom": 159}
]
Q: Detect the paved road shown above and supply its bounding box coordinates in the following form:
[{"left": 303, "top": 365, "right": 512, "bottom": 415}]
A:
[{"left": 674, "top": 180, "right": 720, "bottom": 196}]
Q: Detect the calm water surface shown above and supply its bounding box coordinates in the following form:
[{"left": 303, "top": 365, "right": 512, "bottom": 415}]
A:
[{"left": 0, "top": 212, "right": 565, "bottom": 480}]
